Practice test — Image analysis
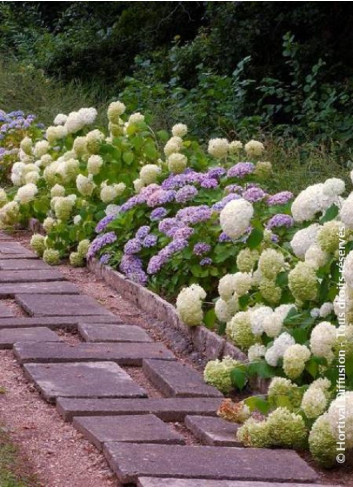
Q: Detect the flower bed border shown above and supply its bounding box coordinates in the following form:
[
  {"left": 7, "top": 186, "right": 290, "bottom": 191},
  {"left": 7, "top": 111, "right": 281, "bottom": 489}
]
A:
[{"left": 88, "top": 257, "right": 247, "bottom": 364}]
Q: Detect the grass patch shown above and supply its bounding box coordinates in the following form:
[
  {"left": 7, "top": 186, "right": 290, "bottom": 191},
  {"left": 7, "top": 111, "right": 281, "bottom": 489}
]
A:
[
  {"left": 0, "top": 57, "right": 109, "bottom": 126},
  {"left": 0, "top": 424, "right": 40, "bottom": 487}
]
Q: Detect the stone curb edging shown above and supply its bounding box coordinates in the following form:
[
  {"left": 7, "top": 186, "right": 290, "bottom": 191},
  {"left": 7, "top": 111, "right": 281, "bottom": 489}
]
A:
[{"left": 88, "top": 258, "right": 247, "bottom": 365}]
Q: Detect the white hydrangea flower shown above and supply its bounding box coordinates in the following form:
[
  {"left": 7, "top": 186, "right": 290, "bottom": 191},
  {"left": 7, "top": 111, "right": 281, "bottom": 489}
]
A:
[
  {"left": 46, "top": 125, "right": 67, "bottom": 144},
  {"left": 214, "top": 296, "right": 238, "bottom": 323},
  {"left": 50, "top": 184, "right": 65, "bottom": 198},
  {"left": 140, "top": 164, "right": 161, "bottom": 185},
  {"left": 43, "top": 217, "right": 56, "bottom": 232},
  {"left": 105, "top": 204, "right": 120, "bottom": 216},
  {"left": 14, "top": 183, "right": 38, "bottom": 203},
  {"left": 229, "top": 140, "right": 243, "bottom": 153},
  {"left": 172, "top": 123, "right": 188, "bottom": 138},
  {"left": 310, "top": 321, "right": 337, "bottom": 360},
  {"left": 20, "top": 137, "right": 32, "bottom": 155},
  {"left": 24, "top": 171, "right": 40, "bottom": 184},
  {"left": 176, "top": 284, "right": 206, "bottom": 326},
  {"left": 64, "top": 111, "right": 86, "bottom": 134},
  {"left": 250, "top": 306, "right": 273, "bottom": 335},
  {"left": 100, "top": 182, "right": 126, "bottom": 203},
  {"left": 328, "top": 392, "right": 353, "bottom": 449},
  {"left": 73, "top": 215, "right": 82, "bottom": 225},
  {"left": 290, "top": 224, "right": 321, "bottom": 258},
  {"left": 283, "top": 343, "right": 311, "bottom": 379},
  {"left": 301, "top": 387, "right": 328, "bottom": 418},
  {"left": 76, "top": 174, "right": 96, "bottom": 197},
  {"left": 54, "top": 113, "right": 68, "bottom": 125},
  {"left": 320, "top": 302, "right": 333, "bottom": 318},
  {"left": 244, "top": 139, "right": 264, "bottom": 157},
  {"left": 305, "top": 243, "right": 329, "bottom": 269},
  {"left": 340, "top": 192, "right": 353, "bottom": 229},
  {"left": 343, "top": 250, "right": 353, "bottom": 288},
  {"left": 33, "top": 140, "right": 50, "bottom": 158},
  {"left": 220, "top": 198, "right": 253, "bottom": 239},
  {"left": 291, "top": 183, "right": 339, "bottom": 223},
  {"left": 167, "top": 153, "right": 187, "bottom": 174},
  {"left": 323, "top": 178, "right": 345, "bottom": 197},
  {"left": 263, "top": 312, "right": 283, "bottom": 338},
  {"left": 265, "top": 332, "right": 295, "bottom": 367},
  {"left": 133, "top": 178, "right": 144, "bottom": 193},
  {"left": 128, "top": 112, "right": 144, "bottom": 125},
  {"left": 78, "top": 107, "right": 97, "bottom": 125},
  {"left": 87, "top": 155, "right": 103, "bottom": 175},
  {"left": 107, "top": 101, "right": 126, "bottom": 123},
  {"left": 208, "top": 138, "right": 229, "bottom": 159},
  {"left": 248, "top": 343, "right": 266, "bottom": 362},
  {"left": 311, "top": 308, "right": 321, "bottom": 318},
  {"left": 164, "top": 136, "right": 182, "bottom": 157}
]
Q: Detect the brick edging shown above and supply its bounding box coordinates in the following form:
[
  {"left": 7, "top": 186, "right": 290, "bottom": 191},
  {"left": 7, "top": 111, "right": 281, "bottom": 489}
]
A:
[{"left": 88, "top": 258, "right": 247, "bottom": 364}]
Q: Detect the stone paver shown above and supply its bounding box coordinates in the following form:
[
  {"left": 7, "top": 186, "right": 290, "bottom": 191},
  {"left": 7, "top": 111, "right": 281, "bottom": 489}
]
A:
[
  {"left": 0, "top": 316, "right": 117, "bottom": 330},
  {"left": 0, "top": 270, "right": 65, "bottom": 283},
  {"left": 0, "top": 242, "right": 36, "bottom": 259},
  {"left": 0, "top": 259, "right": 52, "bottom": 270},
  {"left": 73, "top": 415, "right": 184, "bottom": 449},
  {"left": 57, "top": 397, "right": 220, "bottom": 422},
  {"left": 23, "top": 362, "right": 147, "bottom": 402},
  {"left": 14, "top": 341, "right": 175, "bottom": 366},
  {"left": 0, "top": 327, "right": 62, "bottom": 349},
  {"left": 185, "top": 416, "right": 240, "bottom": 446},
  {"left": 15, "top": 294, "right": 113, "bottom": 317},
  {"left": 0, "top": 303, "right": 14, "bottom": 317},
  {"left": 78, "top": 323, "right": 152, "bottom": 343},
  {"left": 143, "top": 359, "right": 222, "bottom": 398},
  {"left": 137, "top": 478, "right": 321, "bottom": 487},
  {"left": 0, "top": 281, "right": 78, "bottom": 297},
  {"left": 103, "top": 443, "right": 319, "bottom": 485}
]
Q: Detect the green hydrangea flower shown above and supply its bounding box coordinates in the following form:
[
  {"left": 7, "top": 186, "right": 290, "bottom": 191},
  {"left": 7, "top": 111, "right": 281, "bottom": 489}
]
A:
[
  {"left": 259, "top": 277, "right": 282, "bottom": 305},
  {"left": 288, "top": 262, "right": 317, "bottom": 302},
  {"left": 308, "top": 414, "right": 337, "bottom": 468},
  {"left": 77, "top": 239, "right": 90, "bottom": 257},
  {"left": 237, "top": 418, "right": 271, "bottom": 448},
  {"left": 267, "top": 407, "right": 307, "bottom": 448},
  {"left": 236, "top": 248, "right": 259, "bottom": 273},
  {"left": 203, "top": 356, "right": 241, "bottom": 394},
  {"left": 69, "top": 251, "right": 85, "bottom": 267},
  {"left": 267, "top": 377, "right": 302, "bottom": 409},
  {"left": 43, "top": 248, "right": 60, "bottom": 266},
  {"left": 30, "top": 233, "right": 45, "bottom": 257},
  {"left": 317, "top": 221, "right": 341, "bottom": 254},
  {"left": 226, "top": 311, "right": 258, "bottom": 351}
]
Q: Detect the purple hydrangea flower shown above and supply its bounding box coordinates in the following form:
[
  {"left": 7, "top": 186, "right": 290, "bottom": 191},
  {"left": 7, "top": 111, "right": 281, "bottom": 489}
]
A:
[
  {"left": 212, "top": 193, "right": 240, "bottom": 211},
  {"left": 87, "top": 232, "right": 117, "bottom": 259},
  {"left": 267, "top": 214, "right": 294, "bottom": 229},
  {"left": 200, "top": 178, "right": 218, "bottom": 189},
  {"left": 150, "top": 207, "right": 167, "bottom": 221},
  {"left": 159, "top": 217, "right": 180, "bottom": 235},
  {"left": 218, "top": 232, "right": 232, "bottom": 242},
  {"left": 95, "top": 214, "right": 116, "bottom": 233},
  {"left": 206, "top": 167, "right": 226, "bottom": 179},
  {"left": 175, "top": 185, "right": 198, "bottom": 203},
  {"left": 225, "top": 184, "right": 243, "bottom": 194},
  {"left": 200, "top": 257, "right": 213, "bottom": 266},
  {"left": 193, "top": 242, "right": 212, "bottom": 256},
  {"left": 176, "top": 205, "right": 212, "bottom": 225},
  {"left": 242, "top": 186, "right": 267, "bottom": 203},
  {"left": 147, "top": 189, "right": 175, "bottom": 207},
  {"left": 120, "top": 254, "right": 143, "bottom": 274},
  {"left": 142, "top": 234, "right": 158, "bottom": 248},
  {"left": 136, "top": 225, "right": 151, "bottom": 240},
  {"left": 267, "top": 191, "right": 294, "bottom": 206},
  {"left": 173, "top": 226, "right": 194, "bottom": 240},
  {"left": 124, "top": 238, "right": 142, "bottom": 255},
  {"left": 99, "top": 253, "right": 111, "bottom": 264},
  {"left": 227, "top": 162, "right": 255, "bottom": 178}
]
